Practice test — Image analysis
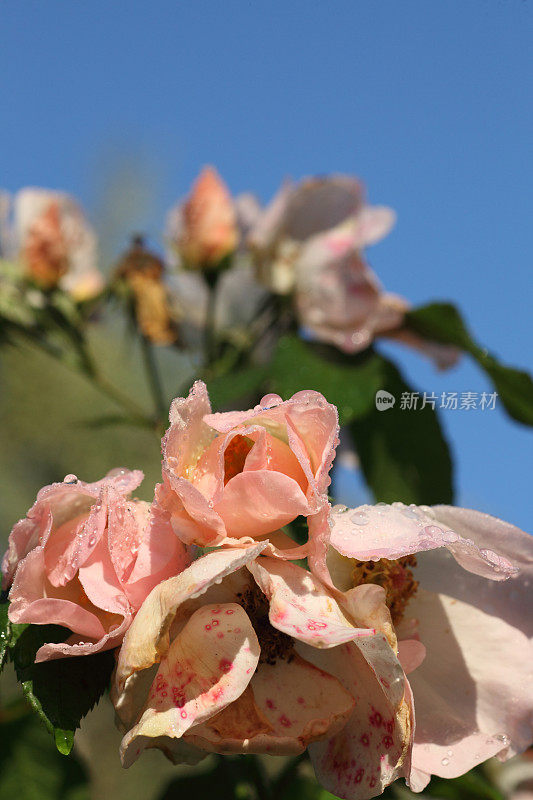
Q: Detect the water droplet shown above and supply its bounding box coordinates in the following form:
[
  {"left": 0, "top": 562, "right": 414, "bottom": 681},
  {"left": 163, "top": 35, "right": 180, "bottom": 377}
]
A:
[
  {"left": 107, "top": 467, "right": 127, "bottom": 478},
  {"left": 375, "top": 502, "right": 390, "bottom": 511},
  {"left": 351, "top": 511, "right": 369, "bottom": 526},
  {"left": 259, "top": 393, "right": 282, "bottom": 409},
  {"left": 446, "top": 750, "right": 453, "bottom": 757},
  {"left": 424, "top": 525, "right": 442, "bottom": 537},
  {"left": 332, "top": 504, "right": 348, "bottom": 514},
  {"left": 441, "top": 757, "right": 449, "bottom": 766},
  {"left": 88, "top": 535, "right": 96, "bottom": 547},
  {"left": 494, "top": 733, "right": 510, "bottom": 746},
  {"left": 63, "top": 474, "right": 78, "bottom": 484},
  {"left": 401, "top": 507, "right": 420, "bottom": 520}
]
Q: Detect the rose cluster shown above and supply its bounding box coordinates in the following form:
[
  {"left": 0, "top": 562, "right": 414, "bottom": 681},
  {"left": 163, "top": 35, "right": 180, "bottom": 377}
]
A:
[
  {"left": 2, "top": 384, "right": 532, "bottom": 799},
  {"left": 1, "top": 170, "right": 458, "bottom": 368}
]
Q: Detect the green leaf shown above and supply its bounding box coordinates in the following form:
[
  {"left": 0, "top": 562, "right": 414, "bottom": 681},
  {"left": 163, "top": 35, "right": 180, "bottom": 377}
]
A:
[
  {"left": 0, "top": 598, "right": 9, "bottom": 672},
  {"left": 207, "top": 364, "right": 268, "bottom": 410},
  {"left": 269, "top": 335, "right": 383, "bottom": 425},
  {"left": 350, "top": 355, "right": 454, "bottom": 504},
  {"left": 11, "top": 624, "right": 115, "bottom": 754},
  {"left": 0, "top": 596, "right": 28, "bottom": 673},
  {"left": 405, "top": 302, "right": 533, "bottom": 426},
  {"left": 0, "top": 713, "right": 90, "bottom": 800}
]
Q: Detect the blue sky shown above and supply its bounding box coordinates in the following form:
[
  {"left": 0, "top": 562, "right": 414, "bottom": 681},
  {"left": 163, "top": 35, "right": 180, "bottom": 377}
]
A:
[{"left": 1, "top": 1, "right": 532, "bottom": 529}]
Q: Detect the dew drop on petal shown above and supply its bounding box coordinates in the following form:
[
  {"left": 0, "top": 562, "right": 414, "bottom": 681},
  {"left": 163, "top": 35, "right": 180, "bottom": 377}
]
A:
[
  {"left": 351, "top": 511, "right": 369, "bottom": 526},
  {"left": 63, "top": 474, "right": 78, "bottom": 484},
  {"left": 88, "top": 535, "right": 96, "bottom": 547},
  {"left": 441, "top": 758, "right": 449, "bottom": 766},
  {"left": 332, "top": 504, "right": 348, "bottom": 514},
  {"left": 424, "top": 525, "right": 443, "bottom": 537},
  {"left": 494, "top": 733, "right": 510, "bottom": 746}
]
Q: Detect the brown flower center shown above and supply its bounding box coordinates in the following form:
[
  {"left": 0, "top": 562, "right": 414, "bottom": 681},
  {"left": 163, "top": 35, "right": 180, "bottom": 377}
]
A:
[
  {"left": 237, "top": 581, "right": 294, "bottom": 665},
  {"left": 352, "top": 556, "right": 418, "bottom": 624}
]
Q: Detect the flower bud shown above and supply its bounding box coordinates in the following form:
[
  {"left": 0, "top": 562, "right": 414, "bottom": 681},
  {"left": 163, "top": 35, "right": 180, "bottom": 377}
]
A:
[{"left": 171, "top": 166, "right": 238, "bottom": 270}]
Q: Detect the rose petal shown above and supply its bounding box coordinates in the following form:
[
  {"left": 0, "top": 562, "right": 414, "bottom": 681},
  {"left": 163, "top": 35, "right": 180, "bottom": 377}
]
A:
[
  {"left": 119, "top": 602, "right": 259, "bottom": 767},
  {"left": 329, "top": 503, "right": 517, "bottom": 580},
  {"left": 248, "top": 557, "right": 373, "bottom": 647},
  {"left": 216, "top": 471, "right": 311, "bottom": 538},
  {"left": 303, "top": 640, "right": 411, "bottom": 800},
  {"left": 188, "top": 653, "right": 355, "bottom": 755},
  {"left": 405, "top": 587, "right": 532, "bottom": 780},
  {"left": 8, "top": 547, "right": 106, "bottom": 639},
  {"left": 113, "top": 544, "right": 266, "bottom": 725}
]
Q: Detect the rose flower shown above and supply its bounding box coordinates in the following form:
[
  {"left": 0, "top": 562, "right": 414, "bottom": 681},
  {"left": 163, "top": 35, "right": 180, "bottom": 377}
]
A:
[
  {"left": 2, "top": 469, "right": 189, "bottom": 661},
  {"left": 112, "top": 543, "right": 412, "bottom": 798}
]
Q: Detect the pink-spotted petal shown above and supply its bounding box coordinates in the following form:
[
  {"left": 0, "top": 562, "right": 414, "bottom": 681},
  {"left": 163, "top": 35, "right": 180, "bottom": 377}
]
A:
[
  {"left": 187, "top": 653, "right": 355, "bottom": 755},
  {"left": 113, "top": 544, "right": 266, "bottom": 727},
  {"left": 303, "top": 640, "right": 411, "bottom": 800},
  {"left": 248, "top": 557, "right": 373, "bottom": 647},
  {"left": 119, "top": 602, "right": 259, "bottom": 767}
]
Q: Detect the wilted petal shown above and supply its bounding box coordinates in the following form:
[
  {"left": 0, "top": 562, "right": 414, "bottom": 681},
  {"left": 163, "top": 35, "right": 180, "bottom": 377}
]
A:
[
  {"left": 188, "top": 654, "right": 355, "bottom": 755},
  {"left": 113, "top": 545, "right": 266, "bottom": 725},
  {"left": 120, "top": 601, "right": 259, "bottom": 767},
  {"left": 401, "top": 509, "right": 533, "bottom": 780},
  {"left": 385, "top": 327, "right": 461, "bottom": 371},
  {"left": 304, "top": 639, "right": 411, "bottom": 800}
]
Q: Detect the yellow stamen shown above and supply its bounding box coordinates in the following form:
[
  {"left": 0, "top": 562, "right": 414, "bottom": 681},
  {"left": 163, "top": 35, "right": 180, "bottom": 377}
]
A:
[{"left": 352, "top": 556, "right": 418, "bottom": 624}]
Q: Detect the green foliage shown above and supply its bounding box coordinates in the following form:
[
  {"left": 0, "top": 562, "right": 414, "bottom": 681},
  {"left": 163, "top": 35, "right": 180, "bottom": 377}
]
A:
[
  {"left": 0, "top": 712, "right": 90, "bottom": 800},
  {"left": 10, "top": 623, "right": 115, "bottom": 755},
  {"left": 0, "top": 599, "right": 9, "bottom": 671},
  {"left": 406, "top": 302, "right": 533, "bottom": 426},
  {"left": 350, "top": 356, "right": 454, "bottom": 504},
  {"left": 208, "top": 364, "right": 268, "bottom": 410},
  {"left": 269, "top": 335, "right": 383, "bottom": 425}
]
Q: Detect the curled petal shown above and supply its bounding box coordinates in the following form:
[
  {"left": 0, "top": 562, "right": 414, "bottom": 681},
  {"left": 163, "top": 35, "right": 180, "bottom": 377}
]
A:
[
  {"left": 120, "top": 602, "right": 259, "bottom": 767},
  {"left": 329, "top": 503, "right": 517, "bottom": 580},
  {"left": 248, "top": 557, "right": 373, "bottom": 648},
  {"left": 304, "top": 640, "right": 411, "bottom": 800},
  {"left": 113, "top": 545, "right": 266, "bottom": 723},
  {"left": 187, "top": 654, "right": 355, "bottom": 755}
]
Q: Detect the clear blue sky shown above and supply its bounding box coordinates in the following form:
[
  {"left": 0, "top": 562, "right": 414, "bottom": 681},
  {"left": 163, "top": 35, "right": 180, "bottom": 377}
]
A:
[{"left": 1, "top": 1, "right": 532, "bottom": 530}]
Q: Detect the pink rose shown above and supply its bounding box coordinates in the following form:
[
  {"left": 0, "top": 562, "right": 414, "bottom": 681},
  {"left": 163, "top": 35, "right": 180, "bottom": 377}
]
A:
[
  {"left": 167, "top": 166, "right": 239, "bottom": 269},
  {"left": 295, "top": 222, "right": 459, "bottom": 369},
  {"left": 157, "top": 382, "right": 339, "bottom": 566},
  {"left": 248, "top": 175, "right": 395, "bottom": 295},
  {"left": 315, "top": 501, "right": 533, "bottom": 797},
  {"left": 2, "top": 469, "right": 190, "bottom": 662},
  {"left": 112, "top": 543, "right": 411, "bottom": 798}
]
